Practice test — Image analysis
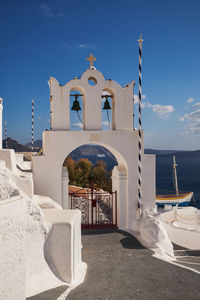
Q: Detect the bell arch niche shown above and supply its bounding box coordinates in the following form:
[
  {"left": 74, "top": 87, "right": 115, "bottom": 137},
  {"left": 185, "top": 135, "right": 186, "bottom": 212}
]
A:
[
  {"left": 70, "top": 89, "right": 85, "bottom": 131},
  {"left": 101, "top": 89, "right": 115, "bottom": 130}
]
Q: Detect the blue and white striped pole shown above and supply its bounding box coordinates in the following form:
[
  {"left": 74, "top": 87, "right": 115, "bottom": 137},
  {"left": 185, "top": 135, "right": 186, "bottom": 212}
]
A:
[
  {"left": 137, "top": 34, "right": 143, "bottom": 215},
  {"left": 32, "top": 99, "right": 34, "bottom": 152},
  {"left": 4, "top": 121, "right": 7, "bottom": 149},
  {"left": 48, "top": 78, "right": 53, "bottom": 130}
]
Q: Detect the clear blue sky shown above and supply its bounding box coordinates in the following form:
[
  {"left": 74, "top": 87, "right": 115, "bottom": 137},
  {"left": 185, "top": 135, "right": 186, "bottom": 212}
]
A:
[{"left": 1, "top": 0, "right": 200, "bottom": 150}]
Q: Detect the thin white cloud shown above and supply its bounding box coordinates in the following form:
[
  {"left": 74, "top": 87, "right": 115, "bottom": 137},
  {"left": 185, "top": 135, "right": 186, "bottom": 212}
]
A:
[
  {"left": 73, "top": 122, "right": 83, "bottom": 128},
  {"left": 179, "top": 113, "right": 188, "bottom": 122},
  {"left": 186, "top": 97, "right": 194, "bottom": 103},
  {"left": 192, "top": 102, "right": 200, "bottom": 109},
  {"left": 188, "top": 109, "right": 200, "bottom": 120},
  {"left": 182, "top": 109, "right": 200, "bottom": 135},
  {"left": 134, "top": 94, "right": 146, "bottom": 104},
  {"left": 63, "top": 42, "right": 72, "bottom": 49},
  {"left": 40, "top": 3, "right": 53, "bottom": 18},
  {"left": 78, "top": 43, "right": 95, "bottom": 49},
  {"left": 146, "top": 101, "right": 152, "bottom": 108},
  {"left": 184, "top": 121, "right": 200, "bottom": 135},
  {"left": 134, "top": 95, "right": 174, "bottom": 118},
  {"left": 151, "top": 104, "right": 174, "bottom": 118}
]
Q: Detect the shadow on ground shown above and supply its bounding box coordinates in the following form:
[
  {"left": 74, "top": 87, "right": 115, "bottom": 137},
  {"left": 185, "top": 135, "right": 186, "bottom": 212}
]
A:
[
  {"left": 82, "top": 228, "right": 144, "bottom": 249},
  {"left": 119, "top": 230, "right": 144, "bottom": 249},
  {"left": 26, "top": 285, "right": 67, "bottom": 300}
]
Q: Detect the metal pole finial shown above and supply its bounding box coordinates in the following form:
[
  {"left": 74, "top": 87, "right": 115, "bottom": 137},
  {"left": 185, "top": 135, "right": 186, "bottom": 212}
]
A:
[{"left": 138, "top": 33, "right": 143, "bottom": 44}]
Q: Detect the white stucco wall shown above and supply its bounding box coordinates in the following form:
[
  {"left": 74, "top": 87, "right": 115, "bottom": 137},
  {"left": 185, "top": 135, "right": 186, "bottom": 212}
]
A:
[
  {"left": 32, "top": 66, "right": 155, "bottom": 231},
  {"left": 32, "top": 129, "right": 155, "bottom": 231},
  {"left": 0, "top": 197, "right": 26, "bottom": 300},
  {"left": 43, "top": 209, "right": 82, "bottom": 284},
  {"left": 0, "top": 156, "right": 86, "bottom": 298},
  {"left": 142, "top": 154, "right": 156, "bottom": 210},
  {"left": 0, "top": 149, "right": 17, "bottom": 172},
  {"left": 112, "top": 166, "right": 128, "bottom": 229},
  {"left": 0, "top": 150, "right": 34, "bottom": 199}
]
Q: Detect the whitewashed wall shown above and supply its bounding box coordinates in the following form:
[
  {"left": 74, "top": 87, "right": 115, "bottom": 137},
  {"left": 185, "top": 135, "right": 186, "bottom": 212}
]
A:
[
  {"left": 32, "top": 67, "right": 156, "bottom": 231},
  {"left": 0, "top": 197, "right": 26, "bottom": 300}
]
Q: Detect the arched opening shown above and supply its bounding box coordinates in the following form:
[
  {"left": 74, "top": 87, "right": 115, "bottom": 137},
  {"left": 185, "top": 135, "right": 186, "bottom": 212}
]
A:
[
  {"left": 101, "top": 89, "right": 115, "bottom": 130},
  {"left": 70, "top": 89, "right": 84, "bottom": 130},
  {"left": 88, "top": 76, "right": 97, "bottom": 86},
  {"left": 61, "top": 144, "right": 127, "bottom": 227}
]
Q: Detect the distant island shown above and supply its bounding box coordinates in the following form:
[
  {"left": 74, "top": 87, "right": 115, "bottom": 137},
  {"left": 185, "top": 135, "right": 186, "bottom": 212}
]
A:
[
  {"left": 3, "top": 138, "right": 200, "bottom": 160},
  {"left": 144, "top": 149, "right": 200, "bottom": 158}
]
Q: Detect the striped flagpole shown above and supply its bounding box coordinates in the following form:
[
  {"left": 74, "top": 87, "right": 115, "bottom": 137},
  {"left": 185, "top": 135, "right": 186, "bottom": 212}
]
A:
[
  {"left": 137, "top": 34, "right": 143, "bottom": 213},
  {"left": 4, "top": 121, "right": 7, "bottom": 149},
  {"left": 32, "top": 99, "right": 34, "bottom": 152},
  {"left": 49, "top": 79, "right": 53, "bottom": 130}
]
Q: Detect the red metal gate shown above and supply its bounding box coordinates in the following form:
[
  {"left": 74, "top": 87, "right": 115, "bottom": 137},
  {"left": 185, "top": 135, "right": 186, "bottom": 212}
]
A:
[{"left": 69, "top": 188, "right": 117, "bottom": 228}]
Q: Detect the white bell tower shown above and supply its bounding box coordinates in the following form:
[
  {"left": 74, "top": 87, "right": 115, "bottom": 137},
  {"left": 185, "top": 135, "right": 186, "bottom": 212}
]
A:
[{"left": 32, "top": 55, "right": 156, "bottom": 230}]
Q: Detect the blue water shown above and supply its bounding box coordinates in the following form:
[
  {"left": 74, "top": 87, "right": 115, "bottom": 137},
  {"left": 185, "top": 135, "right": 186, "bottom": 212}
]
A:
[{"left": 156, "top": 157, "right": 200, "bottom": 209}]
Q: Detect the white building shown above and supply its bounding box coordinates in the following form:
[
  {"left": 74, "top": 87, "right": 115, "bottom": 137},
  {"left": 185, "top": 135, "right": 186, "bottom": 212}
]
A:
[{"left": 32, "top": 54, "right": 156, "bottom": 231}]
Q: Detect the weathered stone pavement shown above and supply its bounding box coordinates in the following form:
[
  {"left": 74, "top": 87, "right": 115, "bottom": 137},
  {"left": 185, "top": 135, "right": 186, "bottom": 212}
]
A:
[
  {"left": 67, "top": 228, "right": 200, "bottom": 300},
  {"left": 28, "top": 228, "right": 200, "bottom": 300},
  {"left": 174, "top": 249, "right": 200, "bottom": 272}
]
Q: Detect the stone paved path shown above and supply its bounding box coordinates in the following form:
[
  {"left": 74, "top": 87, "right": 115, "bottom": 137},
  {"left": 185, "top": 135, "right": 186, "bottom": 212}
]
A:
[
  {"left": 28, "top": 228, "right": 200, "bottom": 300},
  {"left": 67, "top": 228, "right": 200, "bottom": 300},
  {"left": 174, "top": 249, "right": 200, "bottom": 272}
]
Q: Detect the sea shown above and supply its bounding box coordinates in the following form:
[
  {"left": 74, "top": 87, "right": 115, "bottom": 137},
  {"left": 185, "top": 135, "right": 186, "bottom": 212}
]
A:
[{"left": 156, "top": 157, "right": 200, "bottom": 209}]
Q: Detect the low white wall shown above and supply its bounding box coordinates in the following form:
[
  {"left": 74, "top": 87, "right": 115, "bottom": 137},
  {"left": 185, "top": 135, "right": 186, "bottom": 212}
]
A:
[
  {"left": 15, "top": 153, "right": 24, "bottom": 164},
  {"left": 14, "top": 172, "right": 34, "bottom": 199},
  {"left": 161, "top": 208, "right": 200, "bottom": 250},
  {"left": 112, "top": 166, "right": 128, "bottom": 229},
  {"left": 163, "top": 223, "right": 200, "bottom": 250},
  {"left": 0, "top": 197, "right": 26, "bottom": 300},
  {"left": 43, "top": 209, "right": 82, "bottom": 284},
  {"left": 0, "top": 149, "right": 17, "bottom": 173},
  {"left": 142, "top": 154, "right": 156, "bottom": 210},
  {"left": 0, "top": 154, "right": 86, "bottom": 298},
  {"left": 0, "top": 150, "right": 34, "bottom": 199}
]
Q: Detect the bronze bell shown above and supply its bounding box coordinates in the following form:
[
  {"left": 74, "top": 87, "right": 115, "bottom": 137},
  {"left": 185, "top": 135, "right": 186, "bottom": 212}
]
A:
[
  {"left": 103, "top": 98, "right": 111, "bottom": 110},
  {"left": 71, "top": 99, "right": 81, "bottom": 111},
  {"left": 71, "top": 95, "right": 81, "bottom": 111}
]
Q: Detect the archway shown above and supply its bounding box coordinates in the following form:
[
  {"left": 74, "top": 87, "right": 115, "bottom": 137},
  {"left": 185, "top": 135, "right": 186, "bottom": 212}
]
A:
[{"left": 61, "top": 143, "right": 128, "bottom": 228}]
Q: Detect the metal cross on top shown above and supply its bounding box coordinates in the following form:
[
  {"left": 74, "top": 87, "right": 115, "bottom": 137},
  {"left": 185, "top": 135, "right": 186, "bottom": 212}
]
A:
[{"left": 86, "top": 53, "right": 96, "bottom": 67}]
